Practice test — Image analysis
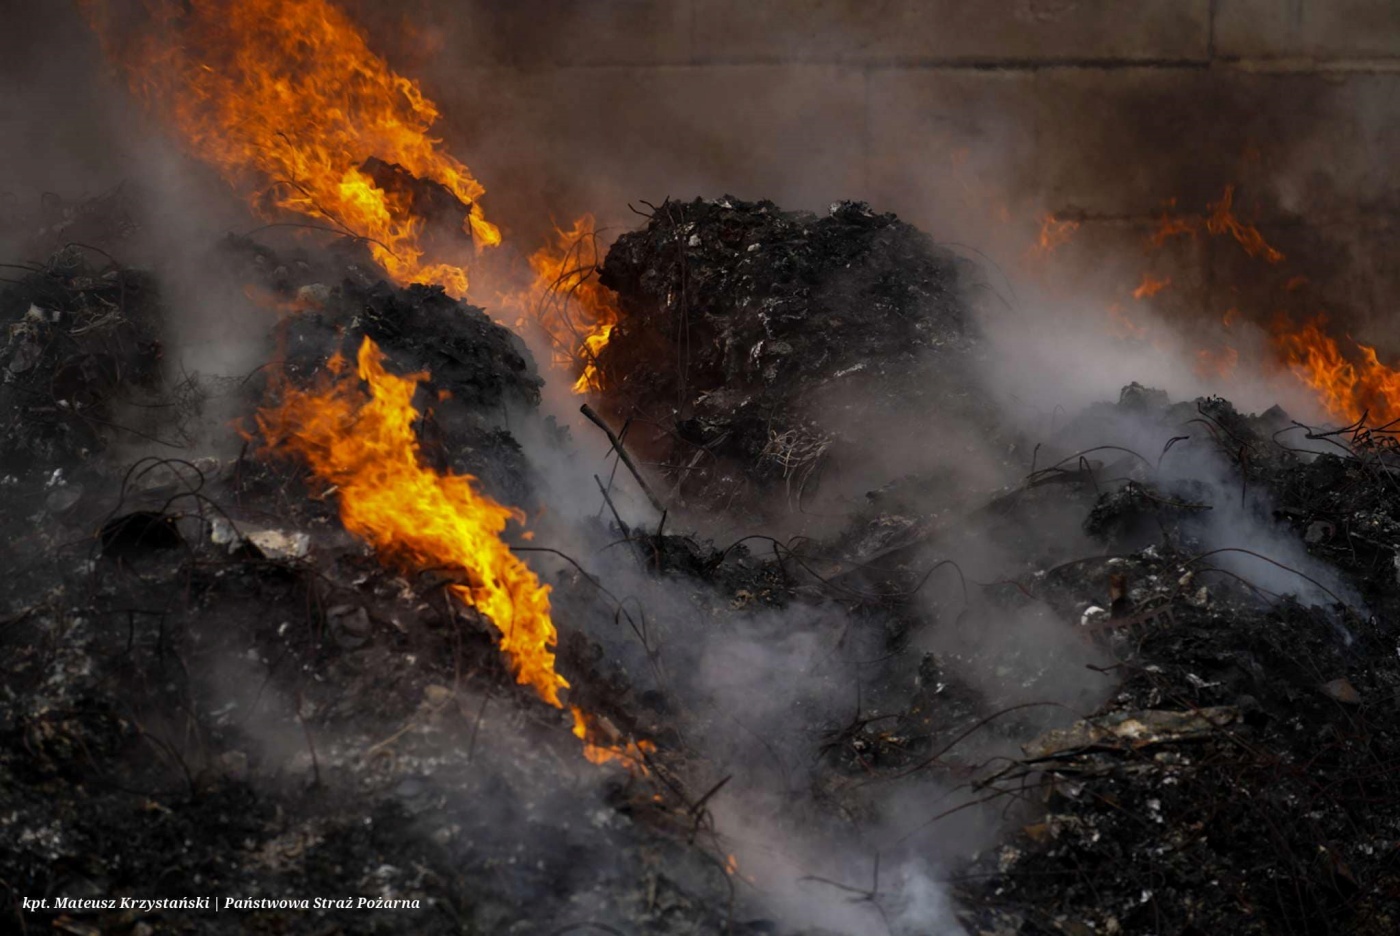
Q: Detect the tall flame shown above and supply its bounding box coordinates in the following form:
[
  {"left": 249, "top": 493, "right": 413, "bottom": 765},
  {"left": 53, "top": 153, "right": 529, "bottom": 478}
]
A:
[
  {"left": 258, "top": 336, "right": 652, "bottom": 772},
  {"left": 81, "top": 0, "right": 500, "bottom": 296},
  {"left": 257, "top": 336, "right": 567, "bottom": 704},
  {"left": 518, "top": 216, "right": 621, "bottom": 394}
]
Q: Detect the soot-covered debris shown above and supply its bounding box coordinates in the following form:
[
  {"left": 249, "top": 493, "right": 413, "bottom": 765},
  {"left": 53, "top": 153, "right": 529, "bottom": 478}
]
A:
[
  {"left": 5, "top": 188, "right": 1400, "bottom": 936},
  {"left": 950, "top": 391, "right": 1400, "bottom": 936},
  {"left": 596, "top": 196, "right": 980, "bottom": 519},
  {"left": 0, "top": 234, "right": 743, "bottom": 935},
  {"left": 1, "top": 246, "right": 168, "bottom": 473}
]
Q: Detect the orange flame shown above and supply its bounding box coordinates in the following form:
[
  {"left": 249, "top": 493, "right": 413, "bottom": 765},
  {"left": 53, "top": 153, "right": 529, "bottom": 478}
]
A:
[
  {"left": 257, "top": 336, "right": 566, "bottom": 703},
  {"left": 257, "top": 335, "right": 652, "bottom": 769},
  {"left": 1132, "top": 273, "right": 1172, "bottom": 300},
  {"left": 82, "top": 0, "right": 499, "bottom": 297},
  {"left": 1151, "top": 217, "right": 1199, "bottom": 248},
  {"left": 570, "top": 706, "right": 655, "bottom": 773},
  {"left": 1149, "top": 186, "right": 1283, "bottom": 264},
  {"left": 1273, "top": 316, "right": 1400, "bottom": 425},
  {"left": 1206, "top": 185, "right": 1284, "bottom": 264},
  {"left": 519, "top": 216, "right": 621, "bottom": 394},
  {"left": 1033, "top": 213, "right": 1080, "bottom": 255}
]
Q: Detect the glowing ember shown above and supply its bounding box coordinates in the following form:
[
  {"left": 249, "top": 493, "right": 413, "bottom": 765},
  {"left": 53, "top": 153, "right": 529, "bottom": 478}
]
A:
[
  {"left": 1033, "top": 213, "right": 1080, "bottom": 255},
  {"left": 1132, "top": 273, "right": 1172, "bottom": 300},
  {"left": 519, "top": 216, "right": 621, "bottom": 394},
  {"left": 82, "top": 0, "right": 499, "bottom": 296},
  {"left": 1273, "top": 316, "right": 1400, "bottom": 425}
]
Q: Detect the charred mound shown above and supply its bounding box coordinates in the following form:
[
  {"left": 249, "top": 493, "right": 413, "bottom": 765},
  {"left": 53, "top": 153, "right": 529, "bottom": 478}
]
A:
[
  {"left": 596, "top": 196, "right": 979, "bottom": 519},
  {"left": 951, "top": 391, "right": 1400, "bottom": 936},
  {"left": 0, "top": 246, "right": 166, "bottom": 474}
]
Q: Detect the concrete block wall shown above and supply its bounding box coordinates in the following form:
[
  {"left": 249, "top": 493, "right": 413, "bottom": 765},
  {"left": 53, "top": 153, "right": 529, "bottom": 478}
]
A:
[{"left": 384, "top": 1, "right": 1399, "bottom": 351}]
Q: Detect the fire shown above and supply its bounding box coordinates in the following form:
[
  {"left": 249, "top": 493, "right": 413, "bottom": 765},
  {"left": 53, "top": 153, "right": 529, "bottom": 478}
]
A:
[
  {"left": 1149, "top": 185, "right": 1283, "bottom": 265},
  {"left": 1272, "top": 316, "right": 1400, "bottom": 425},
  {"left": 520, "top": 216, "right": 621, "bottom": 394},
  {"left": 1132, "top": 273, "right": 1172, "bottom": 299},
  {"left": 1033, "top": 213, "right": 1080, "bottom": 255},
  {"left": 1151, "top": 217, "right": 1198, "bottom": 247},
  {"left": 570, "top": 706, "right": 655, "bottom": 772},
  {"left": 1206, "top": 185, "right": 1284, "bottom": 264},
  {"left": 257, "top": 335, "right": 652, "bottom": 769},
  {"left": 81, "top": 0, "right": 499, "bottom": 297},
  {"left": 257, "top": 336, "right": 566, "bottom": 703}
]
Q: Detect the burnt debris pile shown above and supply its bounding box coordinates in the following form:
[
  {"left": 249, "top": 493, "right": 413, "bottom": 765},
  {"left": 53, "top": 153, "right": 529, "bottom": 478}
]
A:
[
  {"left": 596, "top": 197, "right": 979, "bottom": 519},
  {"left": 1, "top": 191, "right": 1398, "bottom": 936},
  {"left": 0, "top": 209, "right": 740, "bottom": 934},
  {"left": 1, "top": 246, "right": 168, "bottom": 474},
  {"left": 954, "top": 391, "right": 1400, "bottom": 936}
]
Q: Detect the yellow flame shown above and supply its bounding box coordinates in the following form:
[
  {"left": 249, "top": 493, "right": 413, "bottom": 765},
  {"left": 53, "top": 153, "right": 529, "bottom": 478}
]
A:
[{"left": 82, "top": 0, "right": 499, "bottom": 296}]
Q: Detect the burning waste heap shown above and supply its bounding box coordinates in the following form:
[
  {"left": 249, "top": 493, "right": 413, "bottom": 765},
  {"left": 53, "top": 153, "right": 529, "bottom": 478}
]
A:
[{"left": 2, "top": 184, "right": 1397, "bottom": 935}]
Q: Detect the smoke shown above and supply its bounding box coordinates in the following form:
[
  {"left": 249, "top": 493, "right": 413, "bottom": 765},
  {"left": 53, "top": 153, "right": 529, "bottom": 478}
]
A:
[{"left": 5, "top": 1, "right": 1391, "bottom": 932}]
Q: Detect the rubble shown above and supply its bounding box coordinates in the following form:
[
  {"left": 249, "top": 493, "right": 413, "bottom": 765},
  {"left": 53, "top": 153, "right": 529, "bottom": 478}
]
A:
[{"left": 0, "top": 241, "right": 740, "bottom": 934}]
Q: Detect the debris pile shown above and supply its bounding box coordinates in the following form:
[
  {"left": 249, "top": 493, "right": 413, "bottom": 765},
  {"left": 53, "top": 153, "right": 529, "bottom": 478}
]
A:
[
  {"left": 1, "top": 246, "right": 167, "bottom": 473},
  {"left": 596, "top": 197, "right": 979, "bottom": 518},
  {"left": 952, "top": 392, "right": 1400, "bottom": 936},
  {"left": 2, "top": 191, "right": 1398, "bottom": 936},
  {"left": 0, "top": 230, "right": 737, "bottom": 934}
]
